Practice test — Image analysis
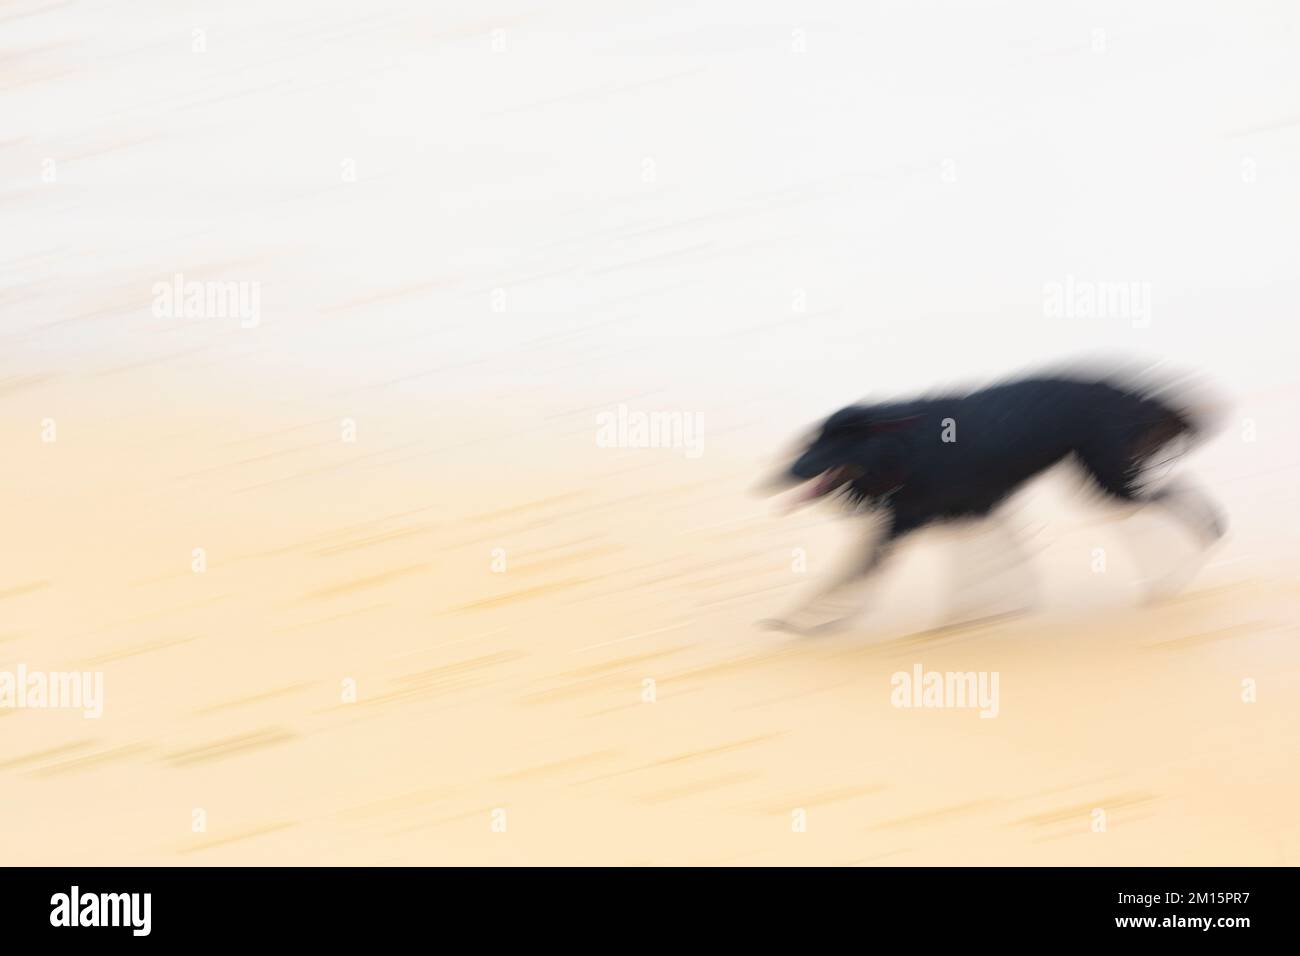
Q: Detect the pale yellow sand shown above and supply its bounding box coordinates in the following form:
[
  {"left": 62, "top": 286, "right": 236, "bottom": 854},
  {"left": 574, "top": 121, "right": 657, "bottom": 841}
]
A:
[{"left": 1, "top": 380, "right": 1296, "bottom": 865}]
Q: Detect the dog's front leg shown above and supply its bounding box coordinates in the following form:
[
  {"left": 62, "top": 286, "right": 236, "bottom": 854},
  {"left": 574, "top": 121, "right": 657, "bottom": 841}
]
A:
[
  {"left": 942, "top": 513, "right": 1039, "bottom": 624},
  {"left": 761, "top": 515, "right": 898, "bottom": 635}
]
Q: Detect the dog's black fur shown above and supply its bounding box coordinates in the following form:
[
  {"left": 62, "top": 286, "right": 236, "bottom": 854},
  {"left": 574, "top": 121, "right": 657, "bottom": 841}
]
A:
[{"left": 765, "top": 371, "right": 1225, "bottom": 633}]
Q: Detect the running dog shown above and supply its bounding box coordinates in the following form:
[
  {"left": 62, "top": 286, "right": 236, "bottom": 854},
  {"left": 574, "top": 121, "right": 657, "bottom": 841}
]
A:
[{"left": 762, "top": 368, "right": 1225, "bottom": 633}]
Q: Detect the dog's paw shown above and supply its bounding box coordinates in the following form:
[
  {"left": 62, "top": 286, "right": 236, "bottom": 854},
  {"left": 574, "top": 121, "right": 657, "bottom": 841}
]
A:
[
  {"left": 758, "top": 616, "right": 850, "bottom": 636},
  {"left": 800, "top": 617, "right": 852, "bottom": 636}
]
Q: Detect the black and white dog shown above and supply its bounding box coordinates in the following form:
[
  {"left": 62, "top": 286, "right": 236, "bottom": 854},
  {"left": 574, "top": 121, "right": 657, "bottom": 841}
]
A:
[{"left": 763, "top": 369, "right": 1225, "bottom": 633}]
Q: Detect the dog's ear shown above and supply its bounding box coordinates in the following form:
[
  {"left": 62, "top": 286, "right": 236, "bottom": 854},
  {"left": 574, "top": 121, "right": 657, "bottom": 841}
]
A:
[
  {"left": 820, "top": 406, "right": 878, "bottom": 435},
  {"left": 866, "top": 415, "right": 922, "bottom": 434},
  {"left": 822, "top": 407, "right": 921, "bottom": 436}
]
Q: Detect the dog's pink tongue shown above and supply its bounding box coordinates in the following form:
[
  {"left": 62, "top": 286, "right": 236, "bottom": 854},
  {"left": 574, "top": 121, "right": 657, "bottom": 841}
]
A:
[{"left": 778, "top": 470, "right": 840, "bottom": 514}]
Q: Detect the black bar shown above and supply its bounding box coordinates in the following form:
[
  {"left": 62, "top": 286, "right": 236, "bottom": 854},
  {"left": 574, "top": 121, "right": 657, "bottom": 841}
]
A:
[{"left": 2, "top": 866, "right": 1287, "bottom": 942}]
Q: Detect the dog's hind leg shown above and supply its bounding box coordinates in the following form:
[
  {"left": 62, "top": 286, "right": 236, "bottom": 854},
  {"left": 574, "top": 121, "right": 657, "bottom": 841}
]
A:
[
  {"left": 1144, "top": 476, "right": 1226, "bottom": 545},
  {"left": 1077, "top": 418, "right": 1226, "bottom": 546},
  {"left": 1081, "top": 443, "right": 1226, "bottom": 547},
  {"left": 1075, "top": 437, "right": 1226, "bottom": 600},
  {"left": 1122, "top": 476, "right": 1226, "bottom": 601},
  {"left": 1085, "top": 464, "right": 1226, "bottom": 600}
]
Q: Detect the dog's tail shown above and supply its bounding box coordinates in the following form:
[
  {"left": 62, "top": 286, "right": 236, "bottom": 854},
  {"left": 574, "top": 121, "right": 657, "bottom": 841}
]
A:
[
  {"left": 1133, "top": 366, "right": 1230, "bottom": 449},
  {"left": 1099, "top": 362, "right": 1232, "bottom": 484},
  {"left": 1058, "top": 355, "right": 1231, "bottom": 449}
]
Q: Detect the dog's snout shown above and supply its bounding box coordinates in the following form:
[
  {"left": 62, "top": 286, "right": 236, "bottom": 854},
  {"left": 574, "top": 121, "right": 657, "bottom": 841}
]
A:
[
  {"left": 790, "top": 445, "right": 837, "bottom": 480},
  {"left": 754, "top": 470, "right": 800, "bottom": 495}
]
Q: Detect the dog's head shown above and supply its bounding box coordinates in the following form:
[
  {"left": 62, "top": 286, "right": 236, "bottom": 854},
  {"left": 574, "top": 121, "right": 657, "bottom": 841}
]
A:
[{"left": 768, "top": 406, "right": 920, "bottom": 509}]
